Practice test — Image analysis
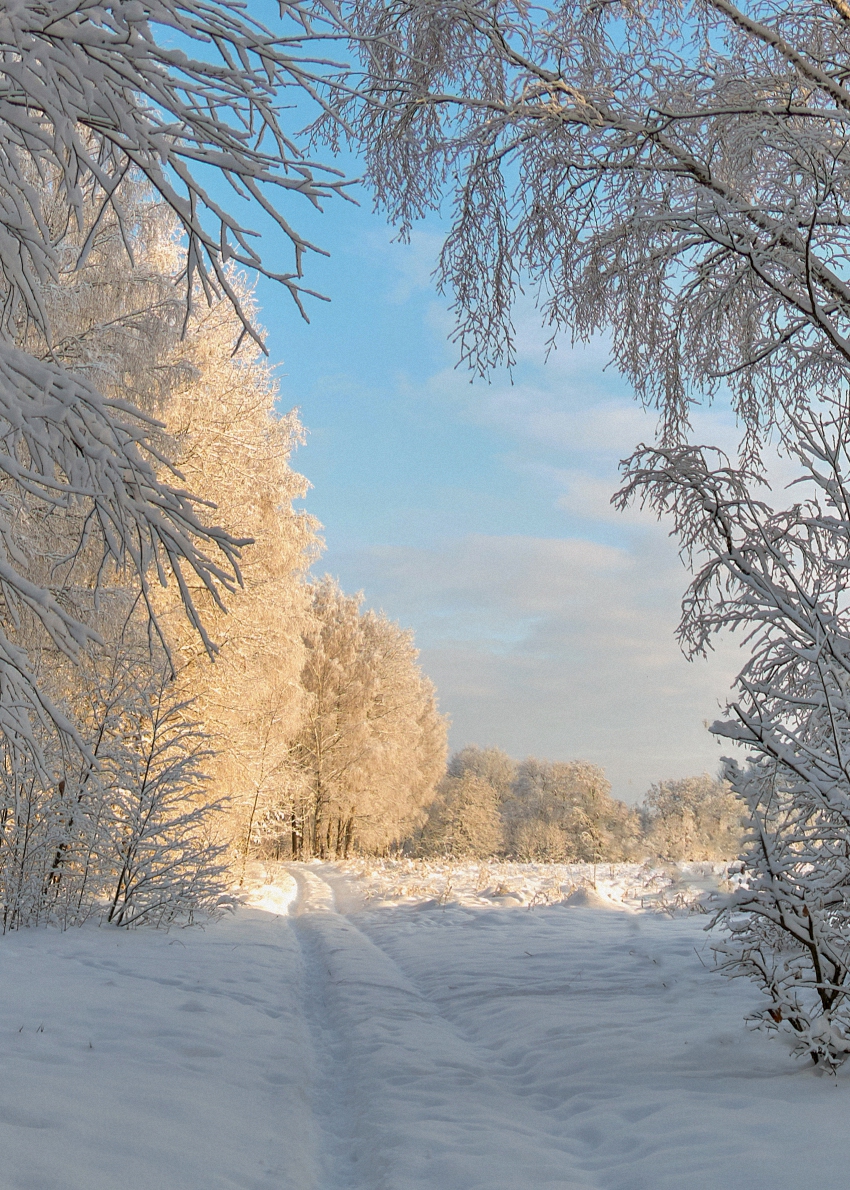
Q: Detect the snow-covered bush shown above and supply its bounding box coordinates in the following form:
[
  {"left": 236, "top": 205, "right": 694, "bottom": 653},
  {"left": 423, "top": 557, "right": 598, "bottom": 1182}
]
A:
[
  {"left": 0, "top": 606, "right": 228, "bottom": 931},
  {"left": 620, "top": 412, "right": 850, "bottom": 1067},
  {"left": 642, "top": 776, "right": 744, "bottom": 862},
  {"left": 102, "top": 674, "right": 227, "bottom": 928}
]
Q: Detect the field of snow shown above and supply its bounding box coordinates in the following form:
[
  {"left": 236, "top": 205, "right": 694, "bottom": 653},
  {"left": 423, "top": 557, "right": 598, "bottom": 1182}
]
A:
[
  {"left": 329, "top": 856, "right": 738, "bottom": 914},
  {"left": 2, "top": 860, "right": 850, "bottom": 1189}
]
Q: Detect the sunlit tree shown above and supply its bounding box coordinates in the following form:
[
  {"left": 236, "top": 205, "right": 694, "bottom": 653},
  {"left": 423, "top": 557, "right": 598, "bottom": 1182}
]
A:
[
  {"left": 277, "top": 578, "right": 447, "bottom": 858},
  {"left": 642, "top": 776, "right": 743, "bottom": 862}
]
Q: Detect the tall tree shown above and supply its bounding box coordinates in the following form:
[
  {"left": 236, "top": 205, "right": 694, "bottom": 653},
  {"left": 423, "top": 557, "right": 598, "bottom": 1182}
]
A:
[
  {"left": 158, "top": 287, "right": 321, "bottom": 870},
  {"left": 0, "top": 181, "right": 328, "bottom": 924},
  {"left": 279, "top": 578, "right": 447, "bottom": 858},
  {"left": 0, "top": 0, "right": 353, "bottom": 774},
  {"left": 45, "top": 186, "right": 323, "bottom": 874}
]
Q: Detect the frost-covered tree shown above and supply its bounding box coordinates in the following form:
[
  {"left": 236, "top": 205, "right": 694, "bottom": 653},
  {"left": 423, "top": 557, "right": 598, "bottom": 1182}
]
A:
[
  {"left": 642, "top": 776, "right": 743, "bottom": 862},
  {"left": 276, "top": 578, "right": 447, "bottom": 858},
  {"left": 620, "top": 409, "right": 850, "bottom": 1067},
  {"left": 447, "top": 745, "right": 517, "bottom": 802},
  {"left": 0, "top": 591, "right": 228, "bottom": 931},
  {"left": 154, "top": 279, "right": 320, "bottom": 872},
  {"left": 415, "top": 745, "right": 515, "bottom": 856},
  {"left": 505, "top": 758, "right": 641, "bottom": 862},
  {"left": 0, "top": 179, "right": 322, "bottom": 924},
  {"left": 417, "top": 749, "right": 645, "bottom": 860},
  {"left": 417, "top": 771, "right": 504, "bottom": 858},
  {"left": 330, "top": 0, "right": 850, "bottom": 441},
  {"left": 0, "top": 0, "right": 353, "bottom": 777}
]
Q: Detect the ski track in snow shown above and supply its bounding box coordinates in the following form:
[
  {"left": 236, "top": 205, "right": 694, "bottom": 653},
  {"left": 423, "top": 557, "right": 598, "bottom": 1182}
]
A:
[
  {"left": 2, "top": 862, "right": 850, "bottom": 1188},
  {"left": 285, "top": 863, "right": 850, "bottom": 1190},
  {"left": 289, "top": 865, "right": 592, "bottom": 1189}
]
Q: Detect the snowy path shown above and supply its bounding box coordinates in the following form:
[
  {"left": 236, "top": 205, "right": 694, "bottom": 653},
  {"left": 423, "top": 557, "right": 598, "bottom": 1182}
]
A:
[
  {"left": 288, "top": 865, "right": 585, "bottom": 1189},
  {"left": 286, "top": 864, "right": 850, "bottom": 1190},
  {"left": 2, "top": 863, "right": 850, "bottom": 1188}
]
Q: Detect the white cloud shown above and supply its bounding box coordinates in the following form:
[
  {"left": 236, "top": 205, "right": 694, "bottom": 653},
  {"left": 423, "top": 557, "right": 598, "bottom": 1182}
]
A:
[
  {"left": 302, "top": 284, "right": 763, "bottom": 802},
  {"left": 430, "top": 369, "right": 651, "bottom": 455}
]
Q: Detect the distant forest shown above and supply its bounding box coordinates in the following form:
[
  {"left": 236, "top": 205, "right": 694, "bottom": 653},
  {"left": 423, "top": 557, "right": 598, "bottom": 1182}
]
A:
[
  {"left": 260, "top": 743, "right": 743, "bottom": 865},
  {"left": 409, "top": 749, "right": 742, "bottom": 864}
]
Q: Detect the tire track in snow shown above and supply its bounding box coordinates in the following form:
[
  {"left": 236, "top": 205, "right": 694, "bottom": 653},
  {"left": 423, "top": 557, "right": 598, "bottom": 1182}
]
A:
[
  {"left": 287, "top": 866, "right": 391, "bottom": 1190},
  {"left": 287, "top": 864, "right": 592, "bottom": 1190}
]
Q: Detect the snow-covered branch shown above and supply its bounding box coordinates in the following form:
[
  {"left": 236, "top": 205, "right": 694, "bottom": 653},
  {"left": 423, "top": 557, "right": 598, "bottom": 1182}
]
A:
[
  {"left": 620, "top": 410, "right": 850, "bottom": 1066},
  {"left": 0, "top": 0, "right": 353, "bottom": 342},
  {"left": 330, "top": 0, "right": 850, "bottom": 436}
]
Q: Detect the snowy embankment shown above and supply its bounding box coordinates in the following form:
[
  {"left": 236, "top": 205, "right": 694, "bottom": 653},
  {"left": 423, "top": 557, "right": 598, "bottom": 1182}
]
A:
[{"left": 2, "top": 862, "right": 850, "bottom": 1190}]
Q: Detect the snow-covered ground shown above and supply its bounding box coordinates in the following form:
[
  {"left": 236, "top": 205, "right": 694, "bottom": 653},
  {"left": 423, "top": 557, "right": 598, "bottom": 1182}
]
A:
[
  {"left": 3, "top": 860, "right": 850, "bottom": 1189},
  {"left": 329, "top": 856, "right": 736, "bottom": 914}
]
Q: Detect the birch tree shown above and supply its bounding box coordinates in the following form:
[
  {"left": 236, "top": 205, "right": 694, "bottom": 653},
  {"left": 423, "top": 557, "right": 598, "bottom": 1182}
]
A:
[
  {"left": 159, "top": 290, "right": 321, "bottom": 871},
  {"left": 329, "top": 0, "right": 850, "bottom": 440},
  {"left": 619, "top": 408, "right": 850, "bottom": 1067},
  {"left": 278, "top": 578, "right": 447, "bottom": 858},
  {"left": 45, "top": 187, "right": 322, "bottom": 878}
]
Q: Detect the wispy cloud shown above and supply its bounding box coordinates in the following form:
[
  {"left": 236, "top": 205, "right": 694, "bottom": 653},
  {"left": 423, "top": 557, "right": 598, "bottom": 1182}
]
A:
[{"left": 286, "top": 224, "right": 757, "bottom": 802}]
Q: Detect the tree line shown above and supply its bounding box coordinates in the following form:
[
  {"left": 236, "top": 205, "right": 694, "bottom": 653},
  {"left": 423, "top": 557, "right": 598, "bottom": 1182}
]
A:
[
  {"left": 412, "top": 747, "right": 742, "bottom": 864},
  {"left": 0, "top": 185, "right": 447, "bottom": 928}
]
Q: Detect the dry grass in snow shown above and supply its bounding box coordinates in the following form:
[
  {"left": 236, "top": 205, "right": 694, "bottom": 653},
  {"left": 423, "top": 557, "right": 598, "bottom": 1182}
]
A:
[{"left": 326, "top": 858, "right": 737, "bottom": 915}]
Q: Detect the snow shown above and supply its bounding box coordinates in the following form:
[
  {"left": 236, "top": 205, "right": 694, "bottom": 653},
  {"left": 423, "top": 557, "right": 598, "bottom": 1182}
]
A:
[
  {"left": 2, "top": 860, "right": 850, "bottom": 1189},
  {"left": 0, "top": 885, "right": 318, "bottom": 1190},
  {"left": 331, "top": 856, "right": 735, "bottom": 914}
]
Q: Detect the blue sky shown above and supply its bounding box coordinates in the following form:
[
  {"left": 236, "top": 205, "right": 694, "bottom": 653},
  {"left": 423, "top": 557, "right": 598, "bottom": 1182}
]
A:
[{"left": 248, "top": 183, "right": 743, "bottom": 802}]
